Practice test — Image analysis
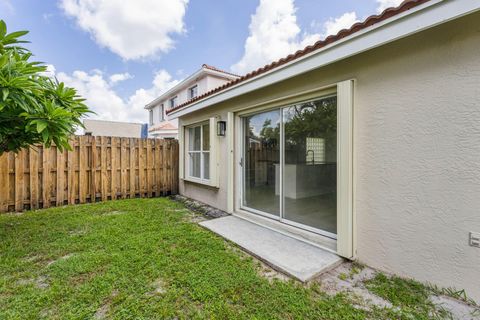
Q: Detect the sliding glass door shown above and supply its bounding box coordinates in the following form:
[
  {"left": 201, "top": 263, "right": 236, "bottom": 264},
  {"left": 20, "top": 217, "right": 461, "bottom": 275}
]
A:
[
  {"left": 242, "top": 109, "right": 281, "bottom": 217},
  {"left": 282, "top": 97, "right": 337, "bottom": 236},
  {"left": 241, "top": 95, "right": 337, "bottom": 238}
]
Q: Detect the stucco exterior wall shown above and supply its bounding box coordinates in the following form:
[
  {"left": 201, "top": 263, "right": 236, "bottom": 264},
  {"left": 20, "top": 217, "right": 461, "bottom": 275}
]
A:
[
  {"left": 83, "top": 119, "right": 143, "bottom": 138},
  {"left": 178, "top": 13, "right": 480, "bottom": 301}
]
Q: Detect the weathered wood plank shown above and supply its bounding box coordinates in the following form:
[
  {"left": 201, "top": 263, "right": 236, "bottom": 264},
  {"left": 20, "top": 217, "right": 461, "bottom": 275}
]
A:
[
  {"left": 29, "top": 147, "right": 39, "bottom": 210},
  {"left": 67, "top": 139, "right": 76, "bottom": 205},
  {"left": 155, "top": 139, "right": 161, "bottom": 196},
  {"left": 42, "top": 147, "right": 51, "bottom": 208},
  {"left": 91, "top": 136, "right": 97, "bottom": 202},
  {"left": 101, "top": 136, "right": 107, "bottom": 201},
  {"left": 14, "top": 150, "right": 24, "bottom": 211},
  {"left": 146, "top": 139, "right": 152, "bottom": 197},
  {"left": 121, "top": 138, "right": 127, "bottom": 199},
  {"left": 56, "top": 148, "right": 65, "bottom": 206},
  {"left": 0, "top": 153, "right": 9, "bottom": 212},
  {"left": 78, "top": 136, "right": 87, "bottom": 203},
  {"left": 129, "top": 138, "right": 136, "bottom": 198},
  {"left": 138, "top": 139, "right": 144, "bottom": 198},
  {"left": 111, "top": 137, "right": 118, "bottom": 200}
]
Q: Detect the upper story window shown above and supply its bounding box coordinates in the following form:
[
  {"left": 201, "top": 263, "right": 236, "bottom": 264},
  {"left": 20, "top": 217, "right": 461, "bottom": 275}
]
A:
[
  {"left": 149, "top": 110, "right": 153, "bottom": 126},
  {"left": 188, "top": 85, "right": 198, "bottom": 99},
  {"left": 159, "top": 104, "right": 164, "bottom": 121},
  {"left": 169, "top": 96, "right": 178, "bottom": 109}
]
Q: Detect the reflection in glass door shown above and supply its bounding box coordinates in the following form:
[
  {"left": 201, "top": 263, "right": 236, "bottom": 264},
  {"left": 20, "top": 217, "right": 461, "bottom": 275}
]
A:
[
  {"left": 282, "top": 97, "right": 337, "bottom": 237},
  {"left": 242, "top": 110, "right": 280, "bottom": 217},
  {"left": 241, "top": 95, "right": 337, "bottom": 238}
]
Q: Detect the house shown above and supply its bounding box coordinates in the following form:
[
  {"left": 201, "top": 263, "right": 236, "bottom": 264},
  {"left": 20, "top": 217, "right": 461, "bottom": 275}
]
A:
[
  {"left": 83, "top": 119, "right": 147, "bottom": 138},
  {"left": 167, "top": 0, "right": 480, "bottom": 302},
  {"left": 145, "top": 64, "right": 240, "bottom": 139}
]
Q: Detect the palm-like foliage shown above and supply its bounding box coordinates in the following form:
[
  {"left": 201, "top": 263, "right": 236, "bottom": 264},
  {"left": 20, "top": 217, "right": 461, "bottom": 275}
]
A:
[{"left": 0, "top": 20, "right": 91, "bottom": 154}]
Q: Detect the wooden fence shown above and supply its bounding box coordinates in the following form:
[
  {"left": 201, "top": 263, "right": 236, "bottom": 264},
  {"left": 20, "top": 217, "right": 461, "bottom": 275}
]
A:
[{"left": 0, "top": 136, "right": 179, "bottom": 213}]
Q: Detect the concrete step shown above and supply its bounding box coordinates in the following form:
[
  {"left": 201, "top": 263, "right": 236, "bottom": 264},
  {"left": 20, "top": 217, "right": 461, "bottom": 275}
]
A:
[{"left": 200, "top": 216, "right": 343, "bottom": 282}]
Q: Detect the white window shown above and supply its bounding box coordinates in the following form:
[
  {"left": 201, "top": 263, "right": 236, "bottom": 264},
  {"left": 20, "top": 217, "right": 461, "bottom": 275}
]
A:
[
  {"left": 188, "top": 85, "right": 198, "bottom": 99},
  {"left": 159, "top": 104, "right": 164, "bottom": 121},
  {"left": 186, "top": 122, "right": 210, "bottom": 181},
  {"left": 170, "top": 96, "right": 178, "bottom": 109},
  {"left": 149, "top": 110, "right": 153, "bottom": 126},
  {"left": 306, "top": 137, "right": 325, "bottom": 164}
]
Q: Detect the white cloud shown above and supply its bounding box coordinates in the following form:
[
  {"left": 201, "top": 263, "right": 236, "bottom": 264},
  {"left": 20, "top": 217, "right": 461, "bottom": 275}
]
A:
[
  {"left": 231, "top": 0, "right": 321, "bottom": 75},
  {"left": 55, "top": 68, "right": 179, "bottom": 123},
  {"left": 109, "top": 72, "right": 133, "bottom": 85},
  {"left": 59, "top": 0, "right": 189, "bottom": 60},
  {"left": 231, "top": 0, "right": 362, "bottom": 75},
  {"left": 321, "top": 12, "right": 359, "bottom": 38},
  {"left": 376, "top": 0, "right": 403, "bottom": 13}
]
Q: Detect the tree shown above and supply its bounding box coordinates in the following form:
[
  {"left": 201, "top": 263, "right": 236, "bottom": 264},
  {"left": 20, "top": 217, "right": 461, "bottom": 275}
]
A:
[{"left": 0, "top": 20, "right": 91, "bottom": 155}]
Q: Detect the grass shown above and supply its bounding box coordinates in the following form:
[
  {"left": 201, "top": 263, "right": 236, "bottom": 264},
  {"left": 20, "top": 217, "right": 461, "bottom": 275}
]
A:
[
  {"left": 364, "top": 273, "right": 450, "bottom": 319},
  {"left": 0, "top": 198, "right": 464, "bottom": 319}
]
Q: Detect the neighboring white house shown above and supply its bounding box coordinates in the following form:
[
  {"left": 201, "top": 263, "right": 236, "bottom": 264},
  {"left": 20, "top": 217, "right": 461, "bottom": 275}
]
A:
[
  {"left": 167, "top": 0, "right": 480, "bottom": 302},
  {"left": 145, "top": 64, "right": 239, "bottom": 139},
  {"left": 83, "top": 119, "right": 146, "bottom": 138}
]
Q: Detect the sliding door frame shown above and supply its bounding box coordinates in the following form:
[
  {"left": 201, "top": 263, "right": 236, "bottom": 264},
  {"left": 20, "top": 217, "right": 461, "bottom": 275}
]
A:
[{"left": 233, "top": 81, "right": 354, "bottom": 258}]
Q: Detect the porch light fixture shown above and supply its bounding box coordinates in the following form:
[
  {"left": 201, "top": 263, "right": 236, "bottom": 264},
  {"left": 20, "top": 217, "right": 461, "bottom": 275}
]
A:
[{"left": 217, "top": 121, "right": 226, "bottom": 136}]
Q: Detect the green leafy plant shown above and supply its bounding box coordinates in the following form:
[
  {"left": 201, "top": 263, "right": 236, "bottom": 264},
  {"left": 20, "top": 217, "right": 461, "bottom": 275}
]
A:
[{"left": 0, "top": 20, "right": 91, "bottom": 154}]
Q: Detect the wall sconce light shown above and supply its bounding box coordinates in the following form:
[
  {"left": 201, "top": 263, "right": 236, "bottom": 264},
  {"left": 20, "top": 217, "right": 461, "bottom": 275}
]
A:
[{"left": 217, "top": 120, "right": 226, "bottom": 136}]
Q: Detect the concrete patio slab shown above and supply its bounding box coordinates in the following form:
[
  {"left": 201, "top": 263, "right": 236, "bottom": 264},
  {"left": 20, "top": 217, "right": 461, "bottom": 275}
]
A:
[{"left": 199, "top": 216, "right": 343, "bottom": 282}]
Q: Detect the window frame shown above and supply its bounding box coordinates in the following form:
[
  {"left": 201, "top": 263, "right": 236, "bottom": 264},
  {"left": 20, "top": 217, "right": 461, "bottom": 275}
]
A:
[
  {"left": 149, "top": 109, "right": 153, "bottom": 126},
  {"left": 188, "top": 85, "right": 198, "bottom": 99},
  {"left": 181, "top": 118, "right": 218, "bottom": 187},
  {"left": 159, "top": 104, "right": 164, "bottom": 122},
  {"left": 169, "top": 96, "right": 178, "bottom": 109},
  {"left": 185, "top": 121, "right": 210, "bottom": 183}
]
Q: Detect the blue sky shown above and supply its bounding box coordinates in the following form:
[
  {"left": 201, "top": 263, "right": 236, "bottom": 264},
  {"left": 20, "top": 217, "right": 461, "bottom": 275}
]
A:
[{"left": 1, "top": 0, "right": 400, "bottom": 123}]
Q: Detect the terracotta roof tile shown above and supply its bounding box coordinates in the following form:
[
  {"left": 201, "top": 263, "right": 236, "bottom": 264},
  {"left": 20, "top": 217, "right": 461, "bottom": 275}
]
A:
[
  {"left": 202, "top": 64, "right": 240, "bottom": 78},
  {"left": 167, "top": 0, "right": 430, "bottom": 115},
  {"left": 148, "top": 121, "right": 178, "bottom": 132}
]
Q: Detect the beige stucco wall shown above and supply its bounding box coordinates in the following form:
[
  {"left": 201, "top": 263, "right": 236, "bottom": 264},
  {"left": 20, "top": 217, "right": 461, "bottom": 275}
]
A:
[
  {"left": 83, "top": 119, "right": 143, "bottom": 138},
  {"left": 178, "top": 12, "right": 480, "bottom": 301}
]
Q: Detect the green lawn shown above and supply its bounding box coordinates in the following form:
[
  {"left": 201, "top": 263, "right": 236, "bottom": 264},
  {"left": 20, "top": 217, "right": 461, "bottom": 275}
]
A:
[{"left": 0, "top": 198, "right": 466, "bottom": 319}]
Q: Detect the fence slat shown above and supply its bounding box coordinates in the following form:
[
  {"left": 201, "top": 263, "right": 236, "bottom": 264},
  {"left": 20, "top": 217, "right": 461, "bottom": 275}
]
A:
[
  {"left": 68, "top": 143, "right": 75, "bottom": 205},
  {"left": 14, "top": 150, "right": 24, "bottom": 211},
  {"left": 91, "top": 136, "right": 97, "bottom": 202},
  {"left": 42, "top": 147, "right": 50, "bottom": 208},
  {"left": 29, "top": 147, "right": 39, "bottom": 210},
  {"left": 0, "top": 153, "right": 9, "bottom": 212},
  {"left": 121, "top": 138, "right": 127, "bottom": 199},
  {"left": 129, "top": 138, "right": 135, "bottom": 198},
  {"left": 0, "top": 136, "right": 178, "bottom": 213},
  {"left": 111, "top": 137, "right": 118, "bottom": 200},
  {"left": 78, "top": 136, "right": 87, "bottom": 203},
  {"left": 56, "top": 148, "right": 65, "bottom": 206},
  {"left": 101, "top": 136, "right": 107, "bottom": 201},
  {"left": 146, "top": 139, "right": 152, "bottom": 197},
  {"left": 155, "top": 140, "right": 161, "bottom": 196},
  {"left": 138, "top": 139, "right": 144, "bottom": 198}
]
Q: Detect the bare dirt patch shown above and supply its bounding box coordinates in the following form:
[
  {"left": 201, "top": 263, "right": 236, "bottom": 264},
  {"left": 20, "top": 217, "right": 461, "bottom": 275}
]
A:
[
  {"left": 47, "top": 253, "right": 75, "bottom": 267},
  {"left": 102, "top": 210, "right": 127, "bottom": 216},
  {"left": 316, "top": 262, "right": 393, "bottom": 310},
  {"left": 431, "top": 295, "right": 480, "bottom": 320},
  {"left": 145, "top": 278, "right": 168, "bottom": 296},
  {"left": 16, "top": 275, "right": 49, "bottom": 289},
  {"left": 94, "top": 290, "right": 119, "bottom": 319}
]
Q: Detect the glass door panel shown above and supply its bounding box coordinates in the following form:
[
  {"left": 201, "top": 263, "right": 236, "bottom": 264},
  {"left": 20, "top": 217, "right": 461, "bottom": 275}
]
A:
[
  {"left": 282, "top": 96, "right": 337, "bottom": 235},
  {"left": 243, "top": 109, "right": 281, "bottom": 216}
]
